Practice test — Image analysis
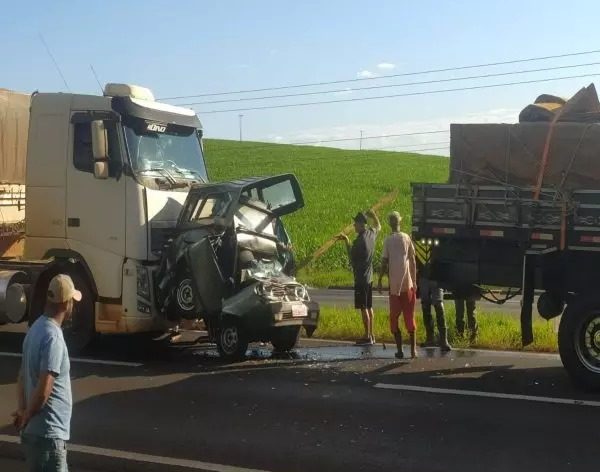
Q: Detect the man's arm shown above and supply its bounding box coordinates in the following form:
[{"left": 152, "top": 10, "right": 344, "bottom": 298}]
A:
[
  {"left": 408, "top": 239, "right": 417, "bottom": 290},
  {"left": 378, "top": 238, "right": 389, "bottom": 291},
  {"left": 19, "top": 334, "right": 63, "bottom": 430},
  {"left": 16, "top": 370, "right": 25, "bottom": 411},
  {"left": 12, "top": 369, "right": 27, "bottom": 430},
  {"left": 25, "top": 373, "right": 55, "bottom": 418},
  {"left": 378, "top": 258, "right": 389, "bottom": 292},
  {"left": 366, "top": 209, "right": 381, "bottom": 232},
  {"left": 336, "top": 233, "right": 353, "bottom": 261}
]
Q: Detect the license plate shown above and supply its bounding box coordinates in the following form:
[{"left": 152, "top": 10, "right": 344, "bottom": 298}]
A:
[{"left": 292, "top": 305, "right": 308, "bottom": 317}]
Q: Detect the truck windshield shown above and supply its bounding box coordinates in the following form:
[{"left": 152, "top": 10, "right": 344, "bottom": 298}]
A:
[{"left": 123, "top": 120, "right": 208, "bottom": 185}]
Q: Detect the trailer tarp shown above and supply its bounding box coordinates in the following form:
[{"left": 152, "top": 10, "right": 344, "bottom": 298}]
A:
[
  {"left": 0, "top": 89, "right": 29, "bottom": 184},
  {"left": 449, "top": 122, "right": 600, "bottom": 190},
  {"left": 450, "top": 84, "right": 600, "bottom": 191}
]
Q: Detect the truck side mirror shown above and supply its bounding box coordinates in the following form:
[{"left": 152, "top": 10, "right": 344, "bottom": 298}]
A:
[
  {"left": 91, "top": 120, "right": 109, "bottom": 180},
  {"left": 94, "top": 161, "right": 109, "bottom": 179}
]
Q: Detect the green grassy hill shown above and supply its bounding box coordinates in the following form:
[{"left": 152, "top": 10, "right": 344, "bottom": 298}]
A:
[{"left": 204, "top": 139, "right": 448, "bottom": 286}]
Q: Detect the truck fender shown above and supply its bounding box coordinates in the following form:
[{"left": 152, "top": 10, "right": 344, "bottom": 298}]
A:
[
  {"left": 29, "top": 255, "right": 97, "bottom": 322},
  {"left": 42, "top": 249, "right": 98, "bottom": 297}
]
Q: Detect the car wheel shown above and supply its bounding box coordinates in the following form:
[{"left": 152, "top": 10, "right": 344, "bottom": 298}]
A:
[
  {"left": 216, "top": 318, "right": 248, "bottom": 361},
  {"left": 271, "top": 326, "right": 300, "bottom": 352},
  {"left": 169, "top": 269, "right": 199, "bottom": 321}
]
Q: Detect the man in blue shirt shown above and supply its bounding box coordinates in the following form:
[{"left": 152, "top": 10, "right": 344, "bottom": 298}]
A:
[{"left": 13, "top": 274, "right": 81, "bottom": 472}]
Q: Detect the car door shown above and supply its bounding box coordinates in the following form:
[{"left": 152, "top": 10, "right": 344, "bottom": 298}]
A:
[
  {"left": 187, "top": 236, "right": 225, "bottom": 315},
  {"left": 246, "top": 174, "right": 304, "bottom": 217}
]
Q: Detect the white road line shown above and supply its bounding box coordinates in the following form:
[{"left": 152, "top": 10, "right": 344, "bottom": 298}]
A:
[
  {"left": 0, "top": 352, "right": 142, "bottom": 368},
  {"left": 0, "top": 434, "right": 270, "bottom": 472},
  {"left": 374, "top": 383, "right": 600, "bottom": 407}
]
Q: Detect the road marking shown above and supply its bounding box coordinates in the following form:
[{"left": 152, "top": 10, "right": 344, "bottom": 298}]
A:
[
  {"left": 0, "top": 352, "right": 142, "bottom": 367},
  {"left": 374, "top": 383, "right": 600, "bottom": 407},
  {"left": 0, "top": 434, "right": 270, "bottom": 472}
]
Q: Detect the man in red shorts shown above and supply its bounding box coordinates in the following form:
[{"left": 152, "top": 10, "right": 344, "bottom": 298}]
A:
[{"left": 377, "top": 211, "right": 417, "bottom": 358}]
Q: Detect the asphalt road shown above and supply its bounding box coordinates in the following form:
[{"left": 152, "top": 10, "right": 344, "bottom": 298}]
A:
[
  {"left": 0, "top": 329, "right": 598, "bottom": 472},
  {"left": 311, "top": 288, "right": 525, "bottom": 316}
]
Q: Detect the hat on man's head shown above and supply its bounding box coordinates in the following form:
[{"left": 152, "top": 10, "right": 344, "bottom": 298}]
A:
[
  {"left": 353, "top": 212, "right": 368, "bottom": 225},
  {"left": 388, "top": 211, "right": 402, "bottom": 225},
  {"left": 47, "top": 274, "right": 82, "bottom": 304}
]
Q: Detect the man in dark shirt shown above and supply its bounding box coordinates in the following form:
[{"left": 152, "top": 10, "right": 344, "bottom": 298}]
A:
[{"left": 337, "top": 209, "right": 381, "bottom": 345}]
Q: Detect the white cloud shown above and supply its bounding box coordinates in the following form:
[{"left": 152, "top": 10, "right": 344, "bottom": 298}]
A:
[
  {"left": 377, "top": 62, "right": 396, "bottom": 71},
  {"left": 356, "top": 70, "right": 376, "bottom": 79}
]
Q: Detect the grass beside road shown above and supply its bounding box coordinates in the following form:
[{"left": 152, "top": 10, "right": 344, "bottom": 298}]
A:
[
  {"left": 204, "top": 139, "right": 447, "bottom": 287},
  {"left": 316, "top": 306, "right": 558, "bottom": 352}
]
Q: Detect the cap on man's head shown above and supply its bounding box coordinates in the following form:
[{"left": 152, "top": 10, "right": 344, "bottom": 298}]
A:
[
  {"left": 388, "top": 211, "right": 402, "bottom": 225},
  {"left": 353, "top": 212, "right": 368, "bottom": 225},
  {"left": 47, "top": 274, "right": 82, "bottom": 304}
]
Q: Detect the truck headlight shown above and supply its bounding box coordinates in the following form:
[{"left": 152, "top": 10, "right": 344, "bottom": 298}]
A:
[{"left": 137, "top": 265, "right": 151, "bottom": 299}]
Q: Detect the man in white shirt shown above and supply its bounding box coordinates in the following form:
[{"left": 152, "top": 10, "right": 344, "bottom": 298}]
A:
[{"left": 377, "top": 212, "right": 417, "bottom": 358}]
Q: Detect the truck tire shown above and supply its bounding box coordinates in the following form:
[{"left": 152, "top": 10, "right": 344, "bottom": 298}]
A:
[
  {"left": 216, "top": 317, "right": 248, "bottom": 361},
  {"left": 271, "top": 326, "right": 300, "bottom": 352},
  {"left": 62, "top": 273, "right": 95, "bottom": 355},
  {"left": 558, "top": 298, "right": 600, "bottom": 391},
  {"left": 29, "top": 271, "right": 95, "bottom": 355}
]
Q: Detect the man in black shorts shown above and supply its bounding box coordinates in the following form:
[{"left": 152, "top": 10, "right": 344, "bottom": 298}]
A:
[{"left": 337, "top": 209, "right": 381, "bottom": 345}]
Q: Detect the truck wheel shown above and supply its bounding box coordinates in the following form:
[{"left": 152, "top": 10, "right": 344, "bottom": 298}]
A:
[
  {"left": 271, "top": 326, "right": 300, "bottom": 352},
  {"left": 558, "top": 299, "right": 600, "bottom": 391},
  {"left": 216, "top": 318, "right": 248, "bottom": 361},
  {"left": 29, "top": 271, "right": 95, "bottom": 355},
  {"left": 62, "top": 273, "right": 95, "bottom": 355}
]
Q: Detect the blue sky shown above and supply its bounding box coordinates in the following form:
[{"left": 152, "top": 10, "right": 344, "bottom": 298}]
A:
[{"left": 3, "top": 0, "right": 600, "bottom": 153}]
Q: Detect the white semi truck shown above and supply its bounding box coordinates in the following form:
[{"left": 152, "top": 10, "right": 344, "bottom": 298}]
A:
[{"left": 0, "top": 84, "right": 209, "bottom": 351}]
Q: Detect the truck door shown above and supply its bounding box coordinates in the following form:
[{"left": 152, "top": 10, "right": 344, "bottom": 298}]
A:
[{"left": 66, "top": 117, "right": 126, "bottom": 298}]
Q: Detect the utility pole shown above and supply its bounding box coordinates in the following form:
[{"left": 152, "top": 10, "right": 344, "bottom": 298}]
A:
[
  {"left": 239, "top": 114, "right": 244, "bottom": 141},
  {"left": 359, "top": 130, "right": 364, "bottom": 150}
]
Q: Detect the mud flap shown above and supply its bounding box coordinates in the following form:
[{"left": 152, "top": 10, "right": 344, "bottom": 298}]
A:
[
  {"left": 186, "top": 237, "right": 225, "bottom": 315},
  {"left": 521, "top": 254, "right": 535, "bottom": 346}
]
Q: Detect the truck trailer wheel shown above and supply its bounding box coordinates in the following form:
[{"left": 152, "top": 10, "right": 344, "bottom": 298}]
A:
[
  {"left": 558, "top": 299, "right": 600, "bottom": 391},
  {"left": 271, "top": 326, "right": 300, "bottom": 352},
  {"left": 216, "top": 318, "right": 248, "bottom": 361}
]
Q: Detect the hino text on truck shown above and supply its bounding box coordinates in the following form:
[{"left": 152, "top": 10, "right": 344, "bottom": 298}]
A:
[{"left": 0, "top": 84, "right": 319, "bottom": 359}]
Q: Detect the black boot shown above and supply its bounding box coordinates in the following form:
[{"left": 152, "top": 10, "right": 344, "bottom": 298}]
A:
[
  {"left": 454, "top": 299, "right": 465, "bottom": 337},
  {"left": 421, "top": 302, "right": 436, "bottom": 347},
  {"left": 439, "top": 327, "right": 452, "bottom": 352},
  {"left": 467, "top": 299, "right": 478, "bottom": 343},
  {"left": 393, "top": 331, "right": 404, "bottom": 359},
  {"left": 435, "top": 302, "right": 452, "bottom": 352}
]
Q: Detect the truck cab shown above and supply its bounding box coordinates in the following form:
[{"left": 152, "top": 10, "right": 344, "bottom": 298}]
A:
[{"left": 0, "top": 84, "right": 208, "bottom": 351}]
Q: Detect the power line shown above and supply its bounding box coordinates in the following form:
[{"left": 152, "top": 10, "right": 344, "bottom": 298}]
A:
[
  {"left": 159, "top": 48, "right": 600, "bottom": 100},
  {"left": 365, "top": 141, "right": 450, "bottom": 152},
  {"left": 181, "top": 61, "right": 600, "bottom": 106},
  {"left": 197, "top": 72, "right": 600, "bottom": 114},
  {"left": 205, "top": 129, "right": 449, "bottom": 153}
]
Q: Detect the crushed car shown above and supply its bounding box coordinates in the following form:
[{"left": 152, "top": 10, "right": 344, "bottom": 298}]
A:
[{"left": 156, "top": 174, "right": 319, "bottom": 360}]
